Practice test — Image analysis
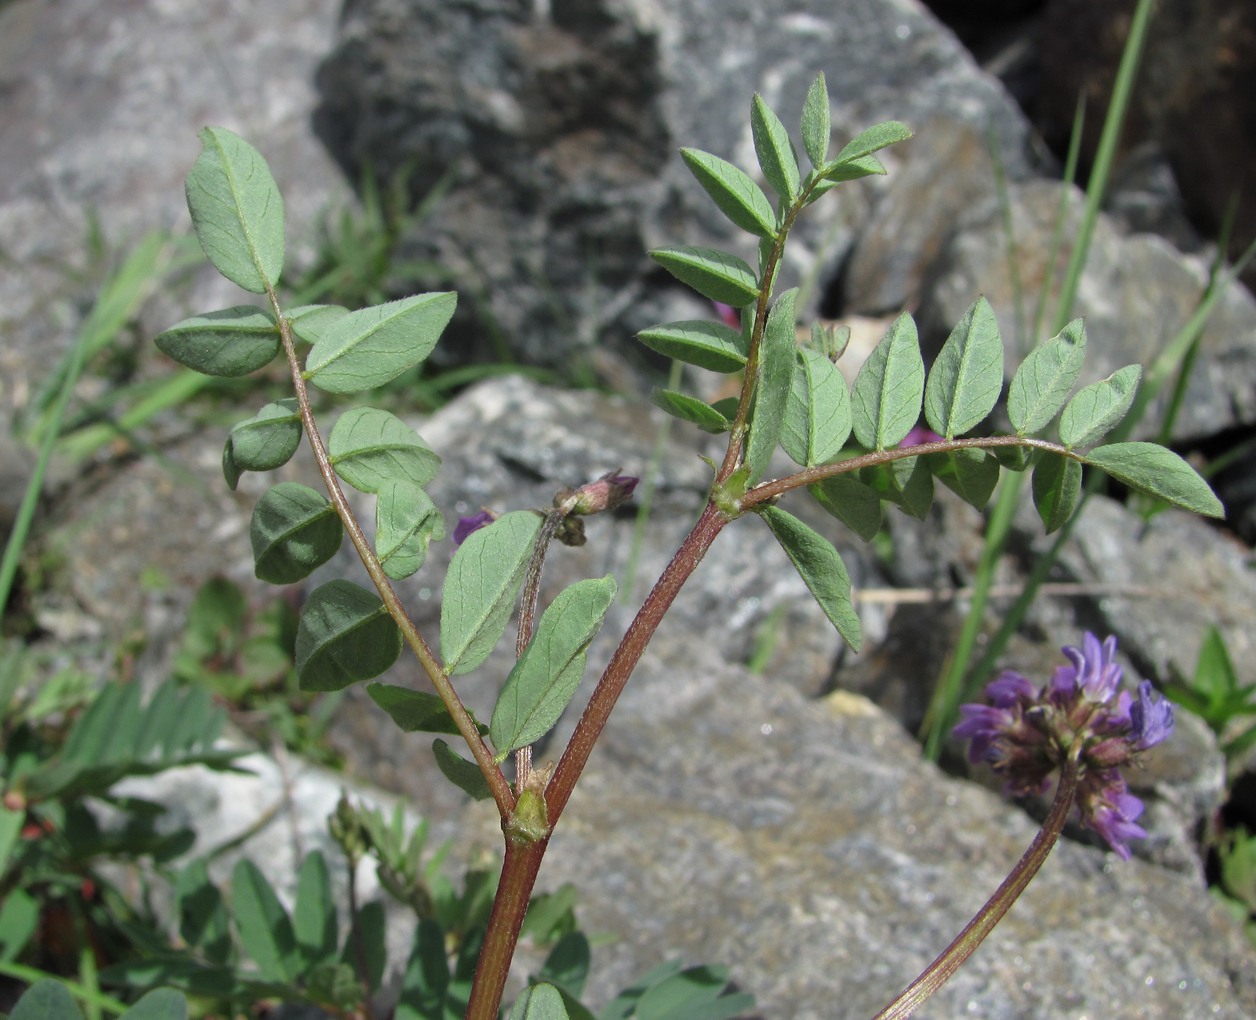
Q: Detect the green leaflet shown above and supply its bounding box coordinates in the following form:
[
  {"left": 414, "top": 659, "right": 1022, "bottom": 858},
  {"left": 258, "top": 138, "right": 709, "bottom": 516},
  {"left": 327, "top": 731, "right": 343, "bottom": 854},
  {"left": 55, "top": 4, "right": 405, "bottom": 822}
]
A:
[
  {"left": 432, "top": 739, "right": 492, "bottom": 801},
  {"left": 1058, "top": 364, "right": 1141, "bottom": 449},
  {"left": 375, "top": 482, "right": 445, "bottom": 580},
  {"left": 176, "top": 859, "right": 231, "bottom": 965},
  {"left": 1008, "top": 319, "right": 1087, "bottom": 435},
  {"left": 680, "top": 148, "right": 777, "bottom": 239},
  {"left": 833, "top": 120, "right": 914, "bottom": 164},
  {"left": 929, "top": 448, "right": 1000, "bottom": 510},
  {"left": 294, "top": 852, "right": 337, "bottom": 969},
  {"left": 751, "top": 94, "right": 800, "bottom": 202},
  {"left": 648, "top": 246, "right": 759, "bottom": 307},
  {"left": 305, "top": 291, "right": 456, "bottom": 394},
  {"left": 223, "top": 398, "right": 301, "bottom": 489},
  {"left": 367, "top": 683, "right": 470, "bottom": 735},
  {"left": 155, "top": 305, "right": 279, "bottom": 377},
  {"left": 1083, "top": 442, "right": 1224, "bottom": 517},
  {"left": 288, "top": 304, "right": 350, "bottom": 346},
  {"left": 1032, "top": 453, "right": 1082, "bottom": 534},
  {"left": 650, "top": 389, "right": 733, "bottom": 434},
  {"left": 329, "top": 407, "right": 441, "bottom": 491},
  {"left": 489, "top": 576, "right": 617, "bottom": 758},
  {"left": 756, "top": 505, "right": 861, "bottom": 651},
  {"left": 800, "top": 73, "right": 831, "bottom": 169},
  {"left": 744, "top": 288, "right": 798, "bottom": 484},
  {"left": 250, "top": 482, "right": 344, "bottom": 584},
  {"left": 637, "top": 320, "right": 748, "bottom": 373},
  {"left": 781, "top": 347, "right": 852, "bottom": 467},
  {"left": 295, "top": 580, "right": 402, "bottom": 692},
  {"left": 923, "top": 296, "right": 1003, "bottom": 439},
  {"left": 808, "top": 475, "right": 883, "bottom": 542},
  {"left": 441, "top": 511, "right": 543, "bottom": 675},
  {"left": 509, "top": 984, "right": 571, "bottom": 1020},
  {"left": 185, "top": 127, "right": 285, "bottom": 294},
  {"left": 852, "top": 312, "right": 924, "bottom": 450},
  {"left": 231, "top": 859, "right": 298, "bottom": 982}
]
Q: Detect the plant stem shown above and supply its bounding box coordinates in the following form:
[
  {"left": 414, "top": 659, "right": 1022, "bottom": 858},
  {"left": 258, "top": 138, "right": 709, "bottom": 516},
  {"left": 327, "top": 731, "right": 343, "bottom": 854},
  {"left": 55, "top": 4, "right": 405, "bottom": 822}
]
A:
[
  {"left": 870, "top": 758, "right": 1081, "bottom": 1020},
  {"left": 270, "top": 300, "right": 514, "bottom": 815},
  {"left": 465, "top": 838, "right": 548, "bottom": 1020}
]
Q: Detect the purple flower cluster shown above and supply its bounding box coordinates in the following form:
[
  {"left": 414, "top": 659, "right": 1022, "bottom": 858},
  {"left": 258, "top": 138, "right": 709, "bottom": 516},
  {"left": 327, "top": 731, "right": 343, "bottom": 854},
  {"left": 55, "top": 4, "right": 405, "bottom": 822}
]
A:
[{"left": 953, "top": 633, "right": 1174, "bottom": 859}]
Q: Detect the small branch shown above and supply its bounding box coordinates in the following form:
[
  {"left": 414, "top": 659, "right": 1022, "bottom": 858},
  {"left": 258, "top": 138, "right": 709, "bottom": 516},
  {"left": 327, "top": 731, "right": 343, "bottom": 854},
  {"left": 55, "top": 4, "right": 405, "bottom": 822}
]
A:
[
  {"left": 269, "top": 297, "right": 514, "bottom": 816},
  {"left": 742, "top": 435, "right": 1072, "bottom": 507},
  {"left": 870, "top": 759, "right": 1081, "bottom": 1020}
]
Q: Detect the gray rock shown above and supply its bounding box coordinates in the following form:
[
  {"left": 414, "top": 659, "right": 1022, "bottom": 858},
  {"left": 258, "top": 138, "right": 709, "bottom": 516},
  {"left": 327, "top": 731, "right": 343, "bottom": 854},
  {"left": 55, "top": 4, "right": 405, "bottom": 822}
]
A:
[{"left": 312, "top": 0, "right": 1038, "bottom": 376}]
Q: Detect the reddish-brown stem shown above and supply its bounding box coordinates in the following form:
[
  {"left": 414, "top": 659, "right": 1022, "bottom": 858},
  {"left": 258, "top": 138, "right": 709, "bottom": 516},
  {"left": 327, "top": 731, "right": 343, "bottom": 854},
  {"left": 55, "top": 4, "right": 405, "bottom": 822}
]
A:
[
  {"left": 871, "top": 757, "right": 1082, "bottom": 1020},
  {"left": 269, "top": 298, "right": 515, "bottom": 816},
  {"left": 742, "top": 435, "right": 1073, "bottom": 508},
  {"left": 464, "top": 838, "right": 548, "bottom": 1020}
]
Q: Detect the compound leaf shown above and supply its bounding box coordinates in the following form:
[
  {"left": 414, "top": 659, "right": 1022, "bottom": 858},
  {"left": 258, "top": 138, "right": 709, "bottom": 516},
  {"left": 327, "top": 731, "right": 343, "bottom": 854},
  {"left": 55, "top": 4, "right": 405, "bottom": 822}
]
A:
[
  {"left": 637, "top": 321, "right": 747, "bottom": 373},
  {"left": 924, "top": 296, "right": 1003, "bottom": 438},
  {"left": 155, "top": 306, "right": 279, "bottom": 377},
  {"left": 250, "top": 482, "right": 343, "bottom": 584},
  {"left": 650, "top": 389, "right": 732, "bottom": 434},
  {"left": 751, "top": 94, "right": 800, "bottom": 202},
  {"left": 852, "top": 312, "right": 924, "bottom": 450},
  {"left": 1083, "top": 442, "right": 1224, "bottom": 517},
  {"left": 223, "top": 399, "right": 301, "bottom": 489},
  {"left": 1008, "top": 319, "right": 1087, "bottom": 435},
  {"left": 376, "top": 482, "right": 445, "bottom": 580},
  {"left": 781, "top": 347, "right": 851, "bottom": 467},
  {"left": 306, "top": 291, "right": 456, "bottom": 394},
  {"left": 432, "top": 739, "right": 492, "bottom": 801},
  {"left": 329, "top": 407, "right": 442, "bottom": 492},
  {"left": 441, "top": 512, "right": 542, "bottom": 675},
  {"left": 680, "top": 148, "right": 777, "bottom": 239},
  {"left": 490, "top": 576, "right": 616, "bottom": 758},
  {"left": 1058, "top": 365, "right": 1140, "bottom": 449},
  {"left": 185, "top": 127, "right": 284, "bottom": 293},
  {"left": 757, "top": 506, "right": 861, "bottom": 651},
  {"left": 1032, "top": 452, "right": 1082, "bottom": 534},
  {"left": 649, "top": 246, "right": 759, "bottom": 307},
  {"left": 296, "top": 580, "right": 402, "bottom": 692},
  {"left": 800, "top": 73, "right": 831, "bottom": 168}
]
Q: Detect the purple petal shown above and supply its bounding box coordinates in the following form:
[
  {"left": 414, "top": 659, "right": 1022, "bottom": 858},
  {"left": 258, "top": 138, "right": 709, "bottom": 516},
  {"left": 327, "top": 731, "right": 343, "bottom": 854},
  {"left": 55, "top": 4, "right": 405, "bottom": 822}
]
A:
[
  {"left": 453, "top": 510, "right": 494, "bottom": 545},
  {"left": 1130, "top": 681, "right": 1175, "bottom": 750}
]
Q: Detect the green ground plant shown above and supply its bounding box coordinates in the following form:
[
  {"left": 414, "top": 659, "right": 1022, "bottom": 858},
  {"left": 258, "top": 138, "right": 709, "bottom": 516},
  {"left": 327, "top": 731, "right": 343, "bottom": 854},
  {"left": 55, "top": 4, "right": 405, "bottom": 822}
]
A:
[{"left": 4, "top": 71, "right": 1224, "bottom": 1020}]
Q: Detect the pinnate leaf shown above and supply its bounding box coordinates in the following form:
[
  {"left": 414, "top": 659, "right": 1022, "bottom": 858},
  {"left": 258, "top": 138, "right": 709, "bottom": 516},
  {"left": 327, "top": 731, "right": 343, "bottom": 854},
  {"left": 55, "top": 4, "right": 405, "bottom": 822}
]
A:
[
  {"left": 306, "top": 291, "right": 456, "bottom": 394},
  {"left": 680, "top": 148, "right": 777, "bottom": 238},
  {"left": 782, "top": 347, "right": 851, "bottom": 467},
  {"left": 757, "top": 506, "right": 861, "bottom": 651},
  {"left": 1032, "top": 453, "right": 1082, "bottom": 533},
  {"left": 637, "top": 321, "right": 747, "bottom": 373},
  {"left": 185, "top": 127, "right": 285, "bottom": 293},
  {"left": 432, "top": 739, "right": 492, "bottom": 801},
  {"left": 296, "top": 580, "right": 403, "bottom": 691},
  {"left": 852, "top": 312, "right": 924, "bottom": 450},
  {"left": 650, "top": 389, "right": 732, "bottom": 434},
  {"left": 490, "top": 576, "right": 616, "bottom": 758},
  {"left": 751, "top": 94, "right": 801, "bottom": 201},
  {"left": 808, "top": 474, "right": 882, "bottom": 541},
  {"left": 744, "top": 288, "right": 798, "bottom": 483},
  {"left": 648, "top": 246, "right": 759, "bottom": 307},
  {"left": 800, "top": 73, "right": 831, "bottom": 168},
  {"left": 250, "top": 482, "right": 343, "bottom": 584},
  {"left": 376, "top": 482, "right": 445, "bottom": 580},
  {"left": 1083, "top": 442, "right": 1224, "bottom": 517},
  {"left": 329, "top": 407, "right": 441, "bottom": 492},
  {"left": 441, "top": 511, "right": 542, "bottom": 675},
  {"left": 1008, "top": 319, "right": 1087, "bottom": 435},
  {"left": 223, "top": 399, "right": 301, "bottom": 489},
  {"left": 1058, "top": 365, "right": 1140, "bottom": 448},
  {"left": 155, "top": 306, "right": 279, "bottom": 377},
  {"left": 924, "top": 296, "right": 1003, "bottom": 438}
]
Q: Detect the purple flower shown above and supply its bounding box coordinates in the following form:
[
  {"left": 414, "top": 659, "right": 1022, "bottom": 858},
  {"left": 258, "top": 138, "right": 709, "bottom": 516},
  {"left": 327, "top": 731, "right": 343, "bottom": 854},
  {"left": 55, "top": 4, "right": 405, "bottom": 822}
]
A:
[
  {"left": 713, "top": 302, "right": 741, "bottom": 329},
  {"left": 453, "top": 509, "right": 495, "bottom": 545},
  {"left": 953, "top": 633, "right": 1174, "bottom": 858},
  {"left": 899, "top": 424, "right": 943, "bottom": 448}
]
